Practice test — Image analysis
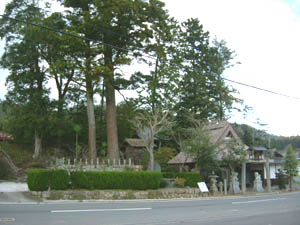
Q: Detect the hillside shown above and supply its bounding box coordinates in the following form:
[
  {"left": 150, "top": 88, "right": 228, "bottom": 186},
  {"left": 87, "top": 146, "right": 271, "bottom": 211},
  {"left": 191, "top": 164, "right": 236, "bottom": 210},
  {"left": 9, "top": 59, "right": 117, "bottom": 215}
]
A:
[{"left": 233, "top": 123, "right": 300, "bottom": 150}]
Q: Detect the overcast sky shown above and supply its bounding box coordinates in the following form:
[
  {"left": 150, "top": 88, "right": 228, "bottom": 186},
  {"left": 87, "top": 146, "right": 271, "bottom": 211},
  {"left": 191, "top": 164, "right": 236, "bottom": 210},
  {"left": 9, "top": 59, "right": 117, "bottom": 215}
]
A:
[{"left": 0, "top": 0, "right": 300, "bottom": 137}]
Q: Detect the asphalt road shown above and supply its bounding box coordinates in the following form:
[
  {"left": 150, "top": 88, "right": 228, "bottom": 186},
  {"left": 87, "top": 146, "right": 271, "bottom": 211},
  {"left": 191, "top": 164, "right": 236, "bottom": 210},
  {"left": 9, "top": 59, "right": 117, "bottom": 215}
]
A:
[{"left": 1, "top": 192, "right": 300, "bottom": 225}]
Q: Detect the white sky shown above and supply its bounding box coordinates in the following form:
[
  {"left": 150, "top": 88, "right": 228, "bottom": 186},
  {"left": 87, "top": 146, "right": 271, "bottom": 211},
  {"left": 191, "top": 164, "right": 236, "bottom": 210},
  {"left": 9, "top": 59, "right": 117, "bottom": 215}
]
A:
[{"left": 0, "top": 0, "right": 300, "bottom": 137}]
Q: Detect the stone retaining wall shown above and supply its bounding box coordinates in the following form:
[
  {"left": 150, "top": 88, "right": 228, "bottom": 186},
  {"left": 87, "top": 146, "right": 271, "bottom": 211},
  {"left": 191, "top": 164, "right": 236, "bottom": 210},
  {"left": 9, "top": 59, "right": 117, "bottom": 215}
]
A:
[{"left": 31, "top": 188, "right": 204, "bottom": 200}]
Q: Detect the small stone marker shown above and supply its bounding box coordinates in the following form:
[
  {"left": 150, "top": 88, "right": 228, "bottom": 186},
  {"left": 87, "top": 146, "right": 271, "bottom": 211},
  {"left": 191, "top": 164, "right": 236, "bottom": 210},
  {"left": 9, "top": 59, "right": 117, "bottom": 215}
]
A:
[
  {"left": 197, "top": 182, "right": 209, "bottom": 193},
  {"left": 209, "top": 171, "right": 218, "bottom": 195}
]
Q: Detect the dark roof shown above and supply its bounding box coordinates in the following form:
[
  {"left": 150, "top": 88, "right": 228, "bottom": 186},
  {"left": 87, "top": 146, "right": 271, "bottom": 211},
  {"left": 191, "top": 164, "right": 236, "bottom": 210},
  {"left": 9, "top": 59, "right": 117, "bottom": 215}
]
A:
[
  {"left": 168, "top": 121, "right": 245, "bottom": 164},
  {"left": 168, "top": 152, "right": 195, "bottom": 164},
  {"left": 125, "top": 138, "right": 146, "bottom": 147},
  {"left": 0, "top": 131, "right": 13, "bottom": 141},
  {"left": 250, "top": 146, "right": 269, "bottom": 151}
]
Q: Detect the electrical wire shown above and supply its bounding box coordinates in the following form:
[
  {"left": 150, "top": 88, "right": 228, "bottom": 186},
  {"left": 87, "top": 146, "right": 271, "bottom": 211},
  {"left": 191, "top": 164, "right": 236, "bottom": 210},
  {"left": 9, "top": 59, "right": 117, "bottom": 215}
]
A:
[
  {"left": 224, "top": 78, "right": 300, "bottom": 100},
  {"left": 0, "top": 14, "right": 157, "bottom": 61},
  {"left": 1, "top": 14, "right": 300, "bottom": 101}
]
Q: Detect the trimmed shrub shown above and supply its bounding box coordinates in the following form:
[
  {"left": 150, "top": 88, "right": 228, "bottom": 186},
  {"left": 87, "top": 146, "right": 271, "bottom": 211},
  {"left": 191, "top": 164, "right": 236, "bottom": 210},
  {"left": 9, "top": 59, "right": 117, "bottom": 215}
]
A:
[
  {"left": 70, "top": 171, "right": 91, "bottom": 189},
  {"left": 160, "top": 178, "right": 168, "bottom": 188},
  {"left": 27, "top": 169, "right": 70, "bottom": 191},
  {"left": 49, "top": 170, "right": 70, "bottom": 190},
  {"left": 27, "top": 169, "right": 50, "bottom": 191},
  {"left": 175, "top": 177, "right": 185, "bottom": 188},
  {"left": 70, "top": 171, "right": 162, "bottom": 190},
  {"left": 162, "top": 172, "right": 202, "bottom": 187}
]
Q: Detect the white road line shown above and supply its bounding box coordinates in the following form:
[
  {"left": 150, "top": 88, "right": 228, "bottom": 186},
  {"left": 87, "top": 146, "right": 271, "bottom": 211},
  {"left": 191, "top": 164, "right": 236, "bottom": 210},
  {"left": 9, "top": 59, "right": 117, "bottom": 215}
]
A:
[
  {"left": 232, "top": 198, "right": 286, "bottom": 204},
  {"left": 51, "top": 207, "right": 152, "bottom": 213}
]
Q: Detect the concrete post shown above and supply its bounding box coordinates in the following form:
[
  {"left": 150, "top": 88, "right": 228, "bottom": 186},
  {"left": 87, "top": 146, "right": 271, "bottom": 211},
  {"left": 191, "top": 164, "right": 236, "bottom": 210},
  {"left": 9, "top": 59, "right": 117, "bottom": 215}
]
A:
[
  {"left": 242, "top": 162, "right": 246, "bottom": 194},
  {"left": 266, "top": 158, "right": 271, "bottom": 192},
  {"left": 224, "top": 179, "right": 227, "bottom": 195}
]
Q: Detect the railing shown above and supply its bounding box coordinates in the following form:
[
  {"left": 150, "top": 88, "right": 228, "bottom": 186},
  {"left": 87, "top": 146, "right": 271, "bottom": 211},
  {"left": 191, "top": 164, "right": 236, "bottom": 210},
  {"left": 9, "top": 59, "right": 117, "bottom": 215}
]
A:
[
  {"left": 248, "top": 155, "right": 264, "bottom": 161},
  {"left": 52, "top": 157, "right": 142, "bottom": 171}
]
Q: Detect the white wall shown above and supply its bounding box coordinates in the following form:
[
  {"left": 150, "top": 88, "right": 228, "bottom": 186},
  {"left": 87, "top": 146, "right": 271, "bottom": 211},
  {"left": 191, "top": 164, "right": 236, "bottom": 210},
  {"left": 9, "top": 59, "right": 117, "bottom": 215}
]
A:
[{"left": 264, "top": 164, "right": 282, "bottom": 179}]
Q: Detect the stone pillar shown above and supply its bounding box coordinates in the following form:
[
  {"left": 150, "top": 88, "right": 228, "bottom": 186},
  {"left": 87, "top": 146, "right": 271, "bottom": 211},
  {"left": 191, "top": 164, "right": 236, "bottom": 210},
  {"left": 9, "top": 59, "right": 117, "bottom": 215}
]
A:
[
  {"left": 266, "top": 158, "right": 271, "bottom": 192},
  {"left": 218, "top": 181, "right": 223, "bottom": 194},
  {"left": 224, "top": 179, "right": 227, "bottom": 195},
  {"left": 241, "top": 162, "right": 246, "bottom": 194}
]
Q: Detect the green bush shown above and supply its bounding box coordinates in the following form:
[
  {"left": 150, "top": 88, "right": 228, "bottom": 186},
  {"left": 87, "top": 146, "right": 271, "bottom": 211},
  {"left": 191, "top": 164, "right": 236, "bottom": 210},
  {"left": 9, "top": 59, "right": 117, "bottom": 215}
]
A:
[
  {"left": 162, "top": 172, "right": 202, "bottom": 187},
  {"left": 27, "top": 169, "right": 70, "bottom": 191},
  {"left": 27, "top": 169, "right": 51, "bottom": 191},
  {"left": 70, "top": 171, "right": 91, "bottom": 189},
  {"left": 49, "top": 170, "right": 70, "bottom": 190},
  {"left": 70, "top": 171, "right": 162, "bottom": 190},
  {"left": 160, "top": 178, "right": 168, "bottom": 188},
  {"left": 175, "top": 177, "right": 185, "bottom": 188}
]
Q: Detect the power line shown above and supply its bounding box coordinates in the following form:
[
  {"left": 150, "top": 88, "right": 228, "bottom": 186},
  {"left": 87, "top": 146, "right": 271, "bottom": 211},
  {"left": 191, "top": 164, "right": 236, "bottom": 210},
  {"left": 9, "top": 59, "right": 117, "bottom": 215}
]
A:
[
  {"left": 1, "top": 14, "right": 299, "bottom": 101},
  {"left": 224, "top": 78, "right": 300, "bottom": 100},
  {"left": 0, "top": 14, "right": 157, "bottom": 61}
]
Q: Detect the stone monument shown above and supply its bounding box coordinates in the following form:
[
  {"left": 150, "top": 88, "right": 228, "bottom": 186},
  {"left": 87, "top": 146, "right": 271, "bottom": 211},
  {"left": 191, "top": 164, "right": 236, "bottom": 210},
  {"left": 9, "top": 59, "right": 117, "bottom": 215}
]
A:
[
  {"left": 218, "top": 181, "right": 223, "bottom": 194},
  {"left": 209, "top": 171, "right": 219, "bottom": 195},
  {"left": 229, "top": 172, "right": 241, "bottom": 194},
  {"left": 253, "top": 172, "right": 264, "bottom": 192}
]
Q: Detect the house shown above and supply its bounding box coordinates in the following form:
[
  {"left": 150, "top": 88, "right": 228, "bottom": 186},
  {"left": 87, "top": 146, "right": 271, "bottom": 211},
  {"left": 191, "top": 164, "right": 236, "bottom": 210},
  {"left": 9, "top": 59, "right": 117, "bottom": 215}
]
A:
[
  {"left": 247, "top": 146, "right": 283, "bottom": 185},
  {"left": 168, "top": 121, "right": 284, "bottom": 187},
  {"left": 124, "top": 138, "right": 148, "bottom": 165},
  {"left": 168, "top": 121, "right": 244, "bottom": 171}
]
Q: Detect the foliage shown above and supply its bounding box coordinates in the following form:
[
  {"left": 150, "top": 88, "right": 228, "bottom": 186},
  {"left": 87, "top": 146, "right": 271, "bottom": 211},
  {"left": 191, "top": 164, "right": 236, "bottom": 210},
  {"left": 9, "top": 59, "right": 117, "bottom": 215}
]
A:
[
  {"left": 159, "top": 178, "right": 168, "bottom": 188},
  {"left": 70, "top": 171, "right": 91, "bottom": 189},
  {"left": 49, "top": 170, "right": 70, "bottom": 190},
  {"left": 283, "top": 145, "right": 298, "bottom": 189},
  {"left": 174, "top": 19, "right": 238, "bottom": 122},
  {"left": 220, "top": 139, "right": 248, "bottom": 174},
  {"left": 154, "top": 147, "right": 176, "bottom": 172},
  {"left": 0, "top": 158, "right": 12, "bottom": 180},
  {"left": 174, "top": 177, "right": 185, "bottom": 188},
  {"left": 70, "top": 171, "right": 162, "bottom": 190},
  {"left": 276, "top": 169, "right": 287, "bottom": 190},
  {"left": 162, "top": 172, "right": 202, "bottom": 187},
  {"left": 27, "top": 169, "right": 70, "bottom": 191},
  {"left": 180, "top": 116, "right": 218, "bottom": 179},
  {"left": 27, "top": 169, "right": 51, "bottom": 191}
]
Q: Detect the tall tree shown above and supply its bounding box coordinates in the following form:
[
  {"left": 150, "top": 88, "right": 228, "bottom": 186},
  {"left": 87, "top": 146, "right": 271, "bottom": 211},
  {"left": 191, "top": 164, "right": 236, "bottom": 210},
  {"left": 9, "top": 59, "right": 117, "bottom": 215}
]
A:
[
  {"left": 60, "top": 0, "right": 170, "bottom": 160},
  {"left": 174, "top": 18, "right": 238, "bottom": 123},
  {"left": 283, "top": 145, "right": 298, "bottom": 190},
  {"left": 0, "top": 0, "right": 51, "bottom": 158}
]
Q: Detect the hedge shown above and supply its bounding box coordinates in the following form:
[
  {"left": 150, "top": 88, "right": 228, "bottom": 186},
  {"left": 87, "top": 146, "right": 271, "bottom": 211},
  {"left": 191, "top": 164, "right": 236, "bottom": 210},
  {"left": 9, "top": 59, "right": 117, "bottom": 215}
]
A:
[
  {"left": 70, "top": 171, "right": 162, "bottom": 190},
  {"left": 49, "top": 170, "right": 70, "bottom": 190},
  {"left": 27, "top": 169, "right": 51, "bottom": 191},
  {"left": 27, "top": 169, "right": 70, "bottom": 191},
  {"left": 162, "top": 172, "right": 202, "bottom": 187}
]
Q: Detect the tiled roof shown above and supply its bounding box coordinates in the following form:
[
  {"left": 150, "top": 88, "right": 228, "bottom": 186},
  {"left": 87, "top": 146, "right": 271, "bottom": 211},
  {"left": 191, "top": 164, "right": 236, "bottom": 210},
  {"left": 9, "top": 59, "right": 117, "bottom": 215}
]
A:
[
  {"left": 168, "top": 121, "right": 243, "bottom": 164},
  {"left": 168, "top": 152, "right": 195, "bottom": 164},
  {"left": 125, "top": 138, "right": 147, "bottom": 147}
]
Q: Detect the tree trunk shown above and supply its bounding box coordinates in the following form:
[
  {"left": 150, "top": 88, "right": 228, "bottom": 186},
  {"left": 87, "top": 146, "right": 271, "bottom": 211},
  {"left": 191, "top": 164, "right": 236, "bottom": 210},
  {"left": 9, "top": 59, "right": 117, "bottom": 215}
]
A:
[
  {"left": 105, "top": 80, "right": 119, "bottom": 160},
  {"left": 104, "top": 43, "right": 119, "bottom": 160},
  {"left": 149, "top": 149, "right": 155, "bottom": 171},
  {"left": 33, "top": 130, "right": 42, "bottom": 159},
  {"left": 86, "top": 89, "right": 97, "bottom": 161}
]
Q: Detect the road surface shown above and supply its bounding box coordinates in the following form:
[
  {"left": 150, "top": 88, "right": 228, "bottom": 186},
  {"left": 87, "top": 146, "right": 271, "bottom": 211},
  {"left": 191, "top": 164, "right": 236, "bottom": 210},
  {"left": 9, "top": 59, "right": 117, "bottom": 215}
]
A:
[{"left": 0, "top": 192, "right": 300, "bottom": 225}]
